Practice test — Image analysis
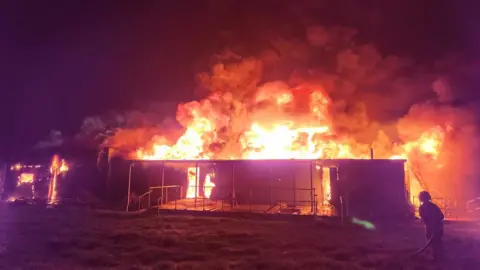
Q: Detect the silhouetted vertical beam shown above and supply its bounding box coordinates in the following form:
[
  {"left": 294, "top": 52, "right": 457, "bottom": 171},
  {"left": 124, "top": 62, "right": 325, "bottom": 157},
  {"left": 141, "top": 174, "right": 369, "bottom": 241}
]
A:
[
  {"left": 161, "top": 162, "right": 165, "bottom": 205},
  {"left": 310, "top": 161, "right": 314, "bottom": 212},
  {"left": 126, "top": 163, "right": 133, "bottom": 211},
  {"left": 194, "top": 162, "right": 198, "bottom": 209},
  {"left": 293, "top": 164, "right": 296, "bottom": 207},
  {"left": 231, "top": 162, "right": 235, "bottom": 208}
]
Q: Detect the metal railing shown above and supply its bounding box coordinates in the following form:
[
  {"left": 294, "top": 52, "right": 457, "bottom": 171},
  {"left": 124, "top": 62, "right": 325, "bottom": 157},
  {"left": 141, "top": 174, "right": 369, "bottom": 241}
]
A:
[
  {"left": 154, "top": 185, "right": 224, "bottom": 215},
  {"left": 137, "top": 190, "right": 153, "bottom": 210},
  {"left": 411, "top": 196, "right": 458, "bottom": 219},
  {"left": 150, "top": 184, "right": 319, "bottom": 215},
  {"left": 149, "top": 185, "right": 183, "bottom": 206},
  {"left": 467, "top": 197, "right": 480, "bottom": 213},
  {"left": 135, "top": 185, "right": 185, "bottom": 211}
]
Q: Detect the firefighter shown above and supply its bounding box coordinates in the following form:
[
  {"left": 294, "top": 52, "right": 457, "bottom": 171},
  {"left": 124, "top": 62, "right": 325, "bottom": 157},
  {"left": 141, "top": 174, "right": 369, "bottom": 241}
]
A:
[{"left": 418, "top": 191, "right": 445, "bottom": 261}]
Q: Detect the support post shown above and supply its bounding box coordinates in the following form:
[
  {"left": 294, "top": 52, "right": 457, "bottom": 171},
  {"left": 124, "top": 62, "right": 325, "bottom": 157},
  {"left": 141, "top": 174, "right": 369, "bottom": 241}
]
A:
[
  {"left": 148, "top": 191, "right": 151, "bottom": 208},
  {"left": 32, "top": 184, "right": 35, "bottom": 200},
  {"left": 194, "top": 162, "right": 198, "bottom": 209},
  {"left": 405, "top": 162, "right": 411, "bottom": 203},
  {"left": 345, "top": 193, "right": 349, "bottom": 217},
  {"left": 126, "top": 163, "right": 133, "bottom": 212},
  {"left": 249, "top": 186, "right": 252, "bottom": 213},
  {"left": 444, "top": 199, "right": 447, "bottom": 219},
  {"left": 161, "top": 162, "right": 165, "bottom": 205},
  {"left": 269, "top": 175, "right": 272, "bottom": 207},
  {"left": 231, "top": 163, "right": 236, "bottom": 208},
  {"left": 310, "top": 161, "right": 314, "bottom": 212},
  {"left": 340, "top": 195, "right": 344, "bottom": 224},
  {"left": 370, "top": 148, "right": 374, "bottom": 159},
  {"left": 107, "top": 149, "right": 112, "bottom": 196},
  {"left": 174, "top": 186, "right": 177, "bottom": 210},
  {"left": 293, "top": 166, "right": 296, "bottom": 207},
  {"left": 319, "top": 165, "right": 324, "bottom": 213}
]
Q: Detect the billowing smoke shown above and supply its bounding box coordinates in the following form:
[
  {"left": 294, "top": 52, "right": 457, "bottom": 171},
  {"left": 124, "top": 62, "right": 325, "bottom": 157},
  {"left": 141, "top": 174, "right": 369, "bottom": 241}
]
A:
[
  {"left": 95, "top": 23, "right": 480, "bottom": 202},
  {"left": 398, "top": 87, "right": 480, "bottom": 200}
]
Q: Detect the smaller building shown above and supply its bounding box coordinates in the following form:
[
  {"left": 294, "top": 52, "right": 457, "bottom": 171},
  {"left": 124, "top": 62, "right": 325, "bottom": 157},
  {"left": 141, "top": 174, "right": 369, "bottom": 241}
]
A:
[{"left": 6, "top": 162, "right": 51, "bottom": 202}]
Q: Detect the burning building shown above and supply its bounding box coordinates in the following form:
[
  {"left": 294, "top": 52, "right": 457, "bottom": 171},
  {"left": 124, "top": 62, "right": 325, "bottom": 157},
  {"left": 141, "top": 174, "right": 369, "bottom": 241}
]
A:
[
  {"left": 117, "top": 158, "right": 411, "bottom": 220},
  {"left": 5, "top": 155, "right": 69, "bottom": 204},
  {"left": 102, "top": 81, "right": 452, "bottom": 217},
  {"left": 7, "top": 162, "right": 50, "bottom": 202},
  {"left": 97, "top": 44, "right": 480, "bottom": 220}
]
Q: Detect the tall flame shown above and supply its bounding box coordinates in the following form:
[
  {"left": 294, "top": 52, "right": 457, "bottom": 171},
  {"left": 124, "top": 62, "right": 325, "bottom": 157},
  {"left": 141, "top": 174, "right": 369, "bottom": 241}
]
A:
[
  {"left": 134, "top": 83, "right": 446, "bottom": 202},
  {"left": 48, "top": 155, "right": 69, "bottom": 204},
  {"left": 186, "top": 167, "right": 200, "bottom": 199},
  {"left": 204, "top": 173, "right": 216, "bottom": 199}
]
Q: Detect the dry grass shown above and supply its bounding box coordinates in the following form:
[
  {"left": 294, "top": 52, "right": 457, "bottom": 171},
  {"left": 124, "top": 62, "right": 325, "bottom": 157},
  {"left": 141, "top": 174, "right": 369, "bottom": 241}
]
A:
[{"left": 0, "top": 205, "right": 478, "bottom": 270}]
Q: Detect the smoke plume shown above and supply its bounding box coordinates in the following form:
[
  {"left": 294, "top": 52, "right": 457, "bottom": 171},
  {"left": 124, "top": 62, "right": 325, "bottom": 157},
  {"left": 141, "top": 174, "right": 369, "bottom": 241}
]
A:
[{"left": 95, "top": 22, "right": 480, "bottom": 201}]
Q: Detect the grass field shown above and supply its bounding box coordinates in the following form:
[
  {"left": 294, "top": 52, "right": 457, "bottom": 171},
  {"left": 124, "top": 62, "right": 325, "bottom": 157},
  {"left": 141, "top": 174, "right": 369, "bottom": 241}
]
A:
[{"left": 0, "top": 205, "right": 478, "bottom": 270}]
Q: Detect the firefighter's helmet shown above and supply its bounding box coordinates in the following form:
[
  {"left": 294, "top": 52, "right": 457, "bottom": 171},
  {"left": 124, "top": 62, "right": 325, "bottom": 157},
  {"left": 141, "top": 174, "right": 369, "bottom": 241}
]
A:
[{"left": 418, "top": 191, "right": 432, "bottom": 203}]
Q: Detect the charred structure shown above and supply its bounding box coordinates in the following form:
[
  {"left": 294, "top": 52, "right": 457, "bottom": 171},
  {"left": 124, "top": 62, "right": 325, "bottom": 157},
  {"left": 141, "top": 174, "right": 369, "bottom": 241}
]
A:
[
  {"left": 4, "top": 147, "right": 105, "bottom": 204},
  {"left": 108, "top": 157, "right": 412, "bottom": 220},
  {"left": 6, "top": 163, "right": 51, "bottom": 201}
]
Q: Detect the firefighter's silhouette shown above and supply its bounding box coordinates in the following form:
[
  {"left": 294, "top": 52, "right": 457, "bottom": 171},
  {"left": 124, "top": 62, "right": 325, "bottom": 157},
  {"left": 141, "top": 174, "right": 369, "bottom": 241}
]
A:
[{"left": 418, "top": 191, "right": 444, "bottom": 260}]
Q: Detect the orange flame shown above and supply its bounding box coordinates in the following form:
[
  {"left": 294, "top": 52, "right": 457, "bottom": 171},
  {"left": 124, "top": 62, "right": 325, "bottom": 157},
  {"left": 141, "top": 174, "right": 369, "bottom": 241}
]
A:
[
  {"left": 402, "top": 127, "right": 444, "bottom": 160},
  {"left": 136, "top": 87, "right": 368, "bottom": 160},
  {"left": 204, "top": 173, "right": 216, "bottom": 199},
  {"left": 18, "top": 173, "right": 34, "bottom": 186},
  {"left": 186, "top": 167, "right": 200, "bottom": 199},
  {"left": 135, "top": 83, "right": 446, "bottom": 202},
  {"left": 48, "top": 155, "right": 69, "bottom": 204},
  {"left": 320, "top": 166, "right": 331, "bottom": 203}
]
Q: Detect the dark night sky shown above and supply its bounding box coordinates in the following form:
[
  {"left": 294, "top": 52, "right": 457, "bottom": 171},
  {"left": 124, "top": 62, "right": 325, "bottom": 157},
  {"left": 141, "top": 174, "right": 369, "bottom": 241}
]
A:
[{"left": 2, "top": 0, "right": 480, "bottom": 158}]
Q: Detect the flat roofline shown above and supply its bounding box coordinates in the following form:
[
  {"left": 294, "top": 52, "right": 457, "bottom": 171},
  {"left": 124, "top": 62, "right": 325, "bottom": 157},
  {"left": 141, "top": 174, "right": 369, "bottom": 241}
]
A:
[{"left": 128, "top": 158, "right": 407, "bottom": 164}]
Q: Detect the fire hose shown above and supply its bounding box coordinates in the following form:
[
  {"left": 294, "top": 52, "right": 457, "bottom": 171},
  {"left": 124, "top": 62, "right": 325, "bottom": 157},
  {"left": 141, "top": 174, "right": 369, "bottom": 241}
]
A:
[
  {"left": 410, "top": 230, "right": 439, "bottom": 257},
  {"left": 348, "top": 217, "right": 440, "bottom": 258}
]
